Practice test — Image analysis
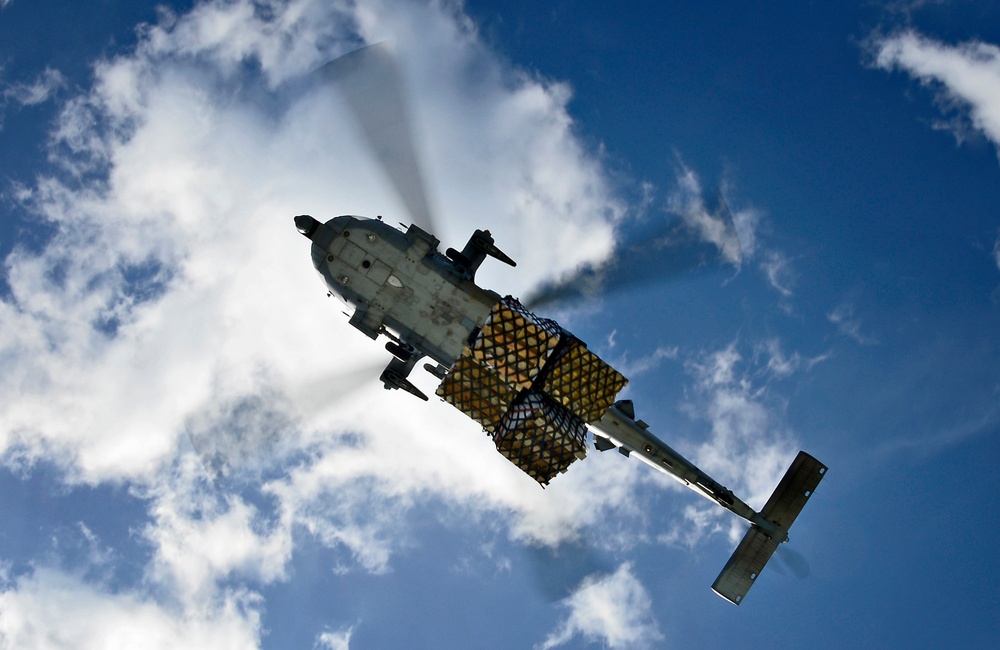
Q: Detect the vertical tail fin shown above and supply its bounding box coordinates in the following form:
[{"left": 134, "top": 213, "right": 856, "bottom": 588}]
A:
[{"left": 712, "top": 451, "right": 827, "bottom": 605}]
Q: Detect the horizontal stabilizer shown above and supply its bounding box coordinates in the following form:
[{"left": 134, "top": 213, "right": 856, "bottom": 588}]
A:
[
  {"left": 711, "top": 524, "right": 779, "bottom": 605},
  {"left": 712, "top": 451, "right": 827, "bottom": 605},
  {"left": 760, "top": 451, "right": 827, "bottom": 530}
]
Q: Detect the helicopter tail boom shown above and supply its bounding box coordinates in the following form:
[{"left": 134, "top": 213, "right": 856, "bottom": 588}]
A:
[{"left": 712, "top": 451, "right": 827, "bottom": 605}]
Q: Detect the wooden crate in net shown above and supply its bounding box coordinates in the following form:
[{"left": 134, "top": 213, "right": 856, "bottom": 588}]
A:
[
  {"left": 470, "top": 297, "right": 562, "bottom": 390},
  {"left": 493, "top": 391, "right": 588, "bottom": 486},
  {"left": 540, "top": 338, "right": 628, "bottom": 424},
  {"left": 436, "top": 352, "right": 518, "bottom": 433}
]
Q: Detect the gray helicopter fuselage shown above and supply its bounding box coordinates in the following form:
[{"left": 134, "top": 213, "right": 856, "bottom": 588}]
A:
[{"left": 300, "top": 215, "right": 499, "bottom": 367}]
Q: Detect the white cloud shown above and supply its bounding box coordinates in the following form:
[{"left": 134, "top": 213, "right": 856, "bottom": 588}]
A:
[
  {"left": 874, "top": 31, "right": 1000, "bottom": 156},
  {"left": 537, "top": 563, "right": 663, "bottom": 650},
  {"left": 0, "top": 460, "right": 290, "bottom": 649},
  {"left": 659, "top": 503, "right": 727, "bottom": 549},
  {"left": 316, "top": 626, "right": 354, "bottom": 650},
  {"left": 0, "top": 568, "right": 262, "bottom": 650},
  {"left": 751, "top": 338, "right": 828, "bottom": 379},
  {"left": 141, "top": 458, "right": 293, "bottom": 603}
]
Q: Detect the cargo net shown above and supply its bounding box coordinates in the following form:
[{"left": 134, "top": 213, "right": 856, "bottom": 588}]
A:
[
  {"left": 470, "top": 296, "right": 562, "bottom": 390},
  {"left": 494, "top": 391, "right": 588, "bottom": 486},
  {"left": 541, "top": 338, "right": 629, "bottom": 423},
  {"left": 436, "top": 295, "right": 628, "bottom": 486},
  {"left": 436, "top": 352, "right": 518, "bottom": 433}
]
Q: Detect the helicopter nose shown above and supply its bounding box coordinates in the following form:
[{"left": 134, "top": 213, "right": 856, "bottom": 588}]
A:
[{"left": 295, "top": 215, "right": 319, "bottom": 239}]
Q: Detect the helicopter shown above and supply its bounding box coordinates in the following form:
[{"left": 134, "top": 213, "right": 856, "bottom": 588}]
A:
[{"left": 295, "top": 43, "right": 826, "bottom": 605}]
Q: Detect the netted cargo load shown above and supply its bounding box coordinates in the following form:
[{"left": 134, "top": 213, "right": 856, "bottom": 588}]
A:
[
  {"left": 436, "top": 353, "right": 519, "bottom": 433},
  {"left": 493, "top": 391, "right": 588, "bottom": 486},
  {"left": 540, "top": 338, "right": 629, "bottom": 423},
  {"left": 470, "top": 296, "right": 562, "bottom": 390},
  {"left": 436, "top": 295, "right": 629, "bottom": 486}
]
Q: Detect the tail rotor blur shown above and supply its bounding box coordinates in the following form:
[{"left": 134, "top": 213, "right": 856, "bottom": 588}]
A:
[{"left": 525, "top": 190, "right": 743, "bottom": 310}]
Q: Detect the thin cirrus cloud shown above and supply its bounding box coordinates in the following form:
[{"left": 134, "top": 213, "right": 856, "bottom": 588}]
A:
[
  {"left": 657, "top": 342, "right": 801, "bottom": 547},
  {"left": 1, "top": 68, "right": 66, "bottom": 110}
]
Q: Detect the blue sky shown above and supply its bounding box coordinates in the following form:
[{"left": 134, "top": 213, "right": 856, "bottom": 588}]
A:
[{"left": 1, "top": 1, "right": 998, "bottom": 648}]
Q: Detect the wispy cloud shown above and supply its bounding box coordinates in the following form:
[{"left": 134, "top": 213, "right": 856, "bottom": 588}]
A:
[
  {"left": 757, "top": 338, "right": 801, "bottom": 379},
  {"left": 611, "top": 345, "right": 679, "bottom": 377},
  {"left": 0, "top": 67, "right": 66, "bottom": 130},
  {"left": 760, "top": 250, "right": 795, "bottom": 297},
  {"left": 537, "top": 563, "right": 663, "bottom": 650},
  {"left": 3, "top": 68, "right": 66, "bottom": 106},
  {"left": 873, "top": 30, "right": 1000, "bottom": 156},
  {"left": 992, "top": 231, "right": 1000, "bottom": 303},
  {"left": 668, "top": 164, "right": 745, "bottom": 267},
  {"left": 750, "top": 338, "right": 829, "bottom": 380},
  {"left": 664, "top": 342, "right": 801, "bottom": 545},
  {"left": 695, "top": 412, "right": 793, "bottom": 516},
  {"left": 828, "top": 301, "right": 878, "bottom": 345}
]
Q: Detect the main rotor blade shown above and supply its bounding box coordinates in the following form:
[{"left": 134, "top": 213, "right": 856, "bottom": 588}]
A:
[
  {"left": 188, "top": 361, "right": 384, "bottom": 485},
  {"left": 524, "top": 191, "right": 743, "bottom": 310},
  {"left": 318, "top": 42, "right": 435, "bottom": 232},
  {"left": 186, "top": 390, "right": 297, "bottom": 485}
]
